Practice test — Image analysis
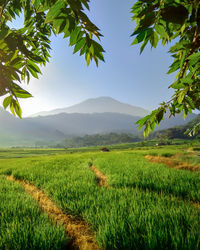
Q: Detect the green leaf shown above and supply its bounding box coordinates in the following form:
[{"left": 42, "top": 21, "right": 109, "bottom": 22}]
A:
[
  {"left": 144, "top": 123, "right": 151, "bottom": 137},
  {"left": 131, "top": 30, "right": 147, "bottom": 45},
  {"left": 181, "top": 77, "right": 193, "bottom": 85},
  {"left": 73, "top": 38, "right": 85, "bottom": 54},
  {"left": 183, "top": 109, "right": 187, "bottom": 119},
  {"left": 179, "top": 50, "right": 187, "bottom": 69},
  {"left": 12, "top": 84, "right": 33, "bottom": 98},
  {"left": 32, "top": 0, "right": 41, "bottom": 10},
  {"left": 70, "top": 27, "right": 82, "bottom": 46},
  {"left": 3, "top": 96, "right": 12, "bottom": 109},
  {"left": 13, "top": 100, "right": 22, "bottom": 118},
  {"left": 170, "top": 80, "right": 184, "bottom": 89},
  {"left": 155, "top": 24, "right": 166, "bottom": 38},
  {"left": 92, "top": 40, "right": 105, "bottom": 53},
  {"left": 177, "top": 91, "right": 185, "bottom": 104},
  {"left": 188, "top": 52, "right": 200, "bottom": 66},
  {"left": 151, "top": 31, "right": 159, "bottom": 48},
  {"left": 26, "top": 64, "right": 39, "bottom": 78},
  {"left": 86, "top": 53, "right": 91, "bottom": 67},
  {"left": 45, "top": 0, "right": 65, "bottom": 23},
  {"left": 140, "top": 39, "right": 148, "bottom": 54},
  {"left": 10, "top": 101, "right": 16, "bottom": 116},
  {"left": 167, "top": 60, "right": 179, "bottom": 74},
  {"left": 136, "top": 115, "right": 149, "bottom": 130},
  {"left": 53, "top": 18, "right": 66, "bottom": 34},
  {"left": 156, "top": 109, "right": 164, "bottom": 123},
  {"left": 27, "top": 60, "right": 41, "bottom": 74}
]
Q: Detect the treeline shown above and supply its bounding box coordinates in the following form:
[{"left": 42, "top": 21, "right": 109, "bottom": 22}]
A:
[
  {"left": 50, "top": 133, "right": 142, "bottom": 148},
  {"left": 150, "top": 127, "right": 188, "bottom": 140}
]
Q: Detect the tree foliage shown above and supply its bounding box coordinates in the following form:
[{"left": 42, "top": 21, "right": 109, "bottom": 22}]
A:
[
  {"left": 131, "top": 0, "right": 200, "bottom": 136},
  {"left": 0, "top": 0, "right": 104, "bottom": 117}
]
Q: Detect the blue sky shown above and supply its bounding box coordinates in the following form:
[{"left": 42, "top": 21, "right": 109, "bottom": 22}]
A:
[{"left": 2, "top": 0, "right": 175, "bottom": 116}]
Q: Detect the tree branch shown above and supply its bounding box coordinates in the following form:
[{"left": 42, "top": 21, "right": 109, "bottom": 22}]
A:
[{"left": 179, "top": 7, "right": 200, "bottom": 78}]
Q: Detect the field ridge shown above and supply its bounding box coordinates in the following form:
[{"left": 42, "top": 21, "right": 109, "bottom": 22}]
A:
[
  {"left": 145, "top": 155, "right": 200, "bottom": 172},
  {"left": 90, "top": 165, "right": 108, "bottom": 188}
]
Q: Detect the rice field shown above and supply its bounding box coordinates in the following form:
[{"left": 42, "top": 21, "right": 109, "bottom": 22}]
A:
[
  {"left": 0, "top": 175, "right": 68, "bottom": 250},
  {"left": 0, "top": 145, "right": 200, "bottom": 249}
]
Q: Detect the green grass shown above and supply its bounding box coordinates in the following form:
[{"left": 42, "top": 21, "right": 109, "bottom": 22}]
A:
[
  {"left": 0, "top": 175, "right": 68, "bottom": 250},
  {"left": 95, "top": 151, "right": 200, "bottom": 202},
  {"left": 0, "top": 147, "right": 199, "bottom": 249},
  {"left": 177, "top": 153, "right": 200, "bottom": 166}
]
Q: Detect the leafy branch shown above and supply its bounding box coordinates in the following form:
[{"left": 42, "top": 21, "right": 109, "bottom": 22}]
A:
[
  {"left": 0, "top": 0, "right": 105, "bottom": 117},
  {"left": 132, "top": 0, "right": 200, "bottom": 137}
]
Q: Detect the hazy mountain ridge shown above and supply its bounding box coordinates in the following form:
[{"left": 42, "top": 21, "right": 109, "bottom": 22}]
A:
[
  {"left": 26, "top": 112, "right": 141, "bottom": 135},
  {"left": 0, "top": 98, "right": 197, "bottom": 146},
  {"left": 0, "top": 108, "right": 65, "bottom": 146},
  {"left": 31, "top": 97, "right": 150, "bottom": 117},
  {"left": 27, "top": 111, "right": 196, "bottom": 135}
]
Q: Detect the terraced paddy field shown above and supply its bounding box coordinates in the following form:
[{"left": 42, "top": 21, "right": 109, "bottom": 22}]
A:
[{"left": 0, "top": 144, "right": 200, "bottom": 249}]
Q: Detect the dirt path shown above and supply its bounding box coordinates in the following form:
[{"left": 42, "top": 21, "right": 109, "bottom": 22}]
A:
[
  {"left": 145, "top": 155, "right": 200, "bottom": 172},
  {"left": 7, "top": 175, "right": 100, "bottom": 250},
  {"left": 90, "top": 166, "right": 108, "bottom": 188}
]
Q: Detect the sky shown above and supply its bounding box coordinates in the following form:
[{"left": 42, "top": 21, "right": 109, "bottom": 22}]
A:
[{"left": 1, "top": 0, "right": 175, "bottom": 117}]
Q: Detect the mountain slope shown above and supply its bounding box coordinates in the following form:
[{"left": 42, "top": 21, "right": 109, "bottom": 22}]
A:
[
  {"left": 27, "top": 112, "right": 196, "bottom": 136},
  {"left": 0, "top": 108, "right": 65, "bottom": 146},
  {"left": 26, "top": 112, "right": 141, "bottom": 135},
  {"left": 31, "top": 97, "right": 150, "bottom": 117}
]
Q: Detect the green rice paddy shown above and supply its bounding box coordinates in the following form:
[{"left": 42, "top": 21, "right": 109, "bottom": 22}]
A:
[{"left": 0, "top": 145, "right": 199, "bottom": 249}]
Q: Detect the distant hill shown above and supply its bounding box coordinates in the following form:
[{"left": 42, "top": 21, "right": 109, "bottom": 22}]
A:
[
  {"left": 0, "top": 96, "right": 197, "bottom": 146},
  {"left": 31, "top": 97, "right": 150, "bottom": 117},
  {"left": 26, "top": 111, "right": 196, "bottom": 136},
  {"left": 26, "top": 112, "right": 141, "bottom": 136},
  {"left": 0, "top": 108, "right": 65, "bottom": 146}
]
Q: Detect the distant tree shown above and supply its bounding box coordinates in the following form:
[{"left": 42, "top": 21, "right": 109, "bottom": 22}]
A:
[
  {"left": 0, "top": 0, "right": 104, "bottom": 117},
  {"left": 131, "top": 1, "right": 200, "bottom": 136}
]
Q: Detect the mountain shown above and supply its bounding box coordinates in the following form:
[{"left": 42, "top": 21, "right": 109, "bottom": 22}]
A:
[
  {"left": 0, "top": 108, "right": 65, "bottom": 146},
  {"left": 26, "top": 112, "right": 141, "bottom": 136},
  {"left": 0, "top": 97, "right": 197, "bottom": 147},
  {"left": 31, "top": 97, "right": 150, "bottom": 117},
  {"left": 27, "top": 112, "right": 196, "bottom": 136}
]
